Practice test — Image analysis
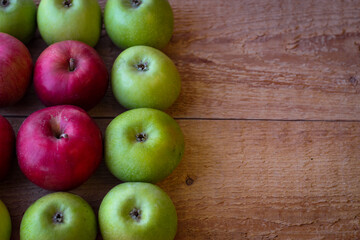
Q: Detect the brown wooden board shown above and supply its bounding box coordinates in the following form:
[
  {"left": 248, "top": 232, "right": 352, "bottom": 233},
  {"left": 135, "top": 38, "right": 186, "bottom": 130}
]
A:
[
  {"left": 1, "top": 119, "right": 360, "bottom": 239},
  {"left": 0, "top": 0, "right": 359, "bottom": 240},
  {"left": 0, "top": 0, "right": 359, "bottom": 120}
]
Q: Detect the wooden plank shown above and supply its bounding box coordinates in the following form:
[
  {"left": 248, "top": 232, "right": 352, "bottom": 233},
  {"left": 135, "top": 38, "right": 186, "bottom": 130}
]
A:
[
  {"left": 1, "top": 118, "right": 360, "bottom": 239},
  {"left": 0, "top": 0, "right": 359, "bottom": 120}
]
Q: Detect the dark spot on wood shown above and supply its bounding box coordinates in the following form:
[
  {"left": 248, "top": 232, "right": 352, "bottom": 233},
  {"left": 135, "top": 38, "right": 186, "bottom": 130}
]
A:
[
  {"left": 349, "top": 76, "right": 358, "bottom": 87},
  {"left": 311, "top": 158, "right": 313, "bottom": 160},
  {"left": 213, "top": 37, "right": 234, "bottom": 44},
  {"left": 189, "top": 57, "right": 213, "bottom": 65},
  {"left": 199, "top": 57, "right": 213, "bottom": 64},
  {"left": 186, "top": 175, "right": 194, "bottom": 186},
  {"left": 355, "top": 41, "right": 360, "bottom": 51},
  {"left": 240, "top": 232, "right": 248, "bottom": 238},
  {"left": 178, "top": 55, "right": 214, "bottom": 65}
]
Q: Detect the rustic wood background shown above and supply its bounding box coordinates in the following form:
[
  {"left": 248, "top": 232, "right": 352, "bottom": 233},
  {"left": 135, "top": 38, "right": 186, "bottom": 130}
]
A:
[{"left": 0, "top": 0, "right": 360, "bottom": 239}]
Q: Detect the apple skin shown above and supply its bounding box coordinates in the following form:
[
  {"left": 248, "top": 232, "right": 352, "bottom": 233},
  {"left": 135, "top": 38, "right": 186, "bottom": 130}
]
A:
[
  {"left": 0, "top": 0, "right": 37, "bottom": 43},
  {"left": 99, "top": 182, "right": 177, "bottom": 240},
  {"left": 37, "top": 0, "right": 101, "bottom": 47},
  {"left": 104, "top": 0, "right": 174, "bottom": 49},
  {"left": 112, "top": 46, "right": 181, "bottom": 110},
  {"left": 0, "top": 200, "right": 11, "bottom": 240},
  {"left": 20, "top": 192, "right": 97, "bottom": 240},
  {"left": 34, "top": 40, "right": 109, "bottom": 110},
  {"left": 105, "top": 108, "right": 184, "bottom": 183},
  {"left": 17, "top": 105, "right": 103, "bottom": 191},
  {"left": 0, "top": 115, "right": 15, "bottom": 180},
  {"left": 0, "top": 32, "right": 33, "bottom": 107}
]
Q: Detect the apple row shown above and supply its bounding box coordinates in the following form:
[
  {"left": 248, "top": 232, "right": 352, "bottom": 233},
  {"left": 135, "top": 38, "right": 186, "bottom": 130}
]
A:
[
  {"left": 1, "top": 104, "right": 184, "bottom": 187},
  {"left": 1, "top": 183, "right": 177, "bottom": 239},
  {"left": 0, "top": 33, "right": 180, "bottom": 111},
  {"left": 0, "top": 0, "right": 173, "bottom": 49},
  {"left": 12, "top": 106, "right": 184, "bottom": 190}
]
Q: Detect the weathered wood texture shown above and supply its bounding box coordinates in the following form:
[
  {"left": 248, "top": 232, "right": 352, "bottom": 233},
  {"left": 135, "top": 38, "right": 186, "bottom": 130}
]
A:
[
  {"left": 1, "top": 119, "right": 360, "bottom": 239},
  {"left": 0, "top": 0, "right": 359, "bottom": 120},
  {"left": 0, "top": 0, "right": 359, "bottom": 240}
]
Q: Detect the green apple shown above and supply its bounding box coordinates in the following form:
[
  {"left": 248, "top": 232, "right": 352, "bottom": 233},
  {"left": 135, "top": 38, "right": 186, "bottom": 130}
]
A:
[
  {"left": 105, "top": 108, "right": 184, "bottom": 183},
  {"left": 37, "top": 0, "right": 101, "bottom": 47},
  {"left": 111, "top": 46, "right": 181, "bottom": 110},
  {"left": 104, "top": 0, "right": 174, "bottom": 49},
  {"left": 0, "top": 0, "right": 37, "bottom": 43},
  {"left": 0, "top": 200, "right": 11, "bottom": 240},
  {"left": 20, "top": 192, "right": 97, "bottom": 240},
  {"left": 99, "top": 182, "right": 177, "bottom": 240}
]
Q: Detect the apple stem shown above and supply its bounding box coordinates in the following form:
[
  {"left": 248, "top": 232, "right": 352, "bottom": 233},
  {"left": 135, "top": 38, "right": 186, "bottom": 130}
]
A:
[
  {"left": 186, "top": 176, "right": 194, "bottom": 186},
  {"left": 131, "top": 0, "right": 142, "bottom": 8},
  {"left": 136, "top": 62, "right": 149, "bottom": 71},
  {"left": 69, "top": 58, "right": 76, "bottom": 72},
  {"left": 60, "top": 133, "right": 69, "bottom": 139},
  {"left": 0, "top": 0, "right": 9, "bottom": 7},
  {"left": 136, "top": 133, "right": 148, "bottom": 142},
  {"left": 130, "top": 208, "right": 142, "bottom": 222},
  {"left": 63, "top": 0, "right": 72, "bottom": 7},
  {"left": 53, "top": 212, "right": 64, "bottom": 224}
]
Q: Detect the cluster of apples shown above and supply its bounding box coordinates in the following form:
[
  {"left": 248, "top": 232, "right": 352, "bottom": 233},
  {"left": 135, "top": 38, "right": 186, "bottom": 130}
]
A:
[{"left": 0, "top": 0, "right": 184, "bottom": 239}]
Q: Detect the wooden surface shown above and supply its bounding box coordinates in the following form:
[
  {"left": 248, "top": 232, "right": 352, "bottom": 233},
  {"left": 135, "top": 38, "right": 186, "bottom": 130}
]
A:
[{"left": 0, "top": 0, "right": 360, "bottom": 239}]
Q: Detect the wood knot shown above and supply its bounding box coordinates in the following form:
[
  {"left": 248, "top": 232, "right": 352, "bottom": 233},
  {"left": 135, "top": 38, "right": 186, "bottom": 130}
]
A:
[
  {"left": 186, "top": 175, "right": 194, "bottom": 186},
  {"left": 349, "top": 76, "right": 358, "bottom": 87}
]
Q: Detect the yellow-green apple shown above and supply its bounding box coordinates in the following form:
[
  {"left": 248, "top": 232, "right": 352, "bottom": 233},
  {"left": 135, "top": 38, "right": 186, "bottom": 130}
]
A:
[
  {"left": 0, "top": 0, "right": 37, "bottom": 43},
  {"left": 0, "top": 200, "right": 11, "bottom": 240},
  {"left": 0, "top": 115, "right": 14, "bottom": 180},
  {"left": 111, "top": 46, "right": 181, "bottom": 110},
  {"left": 20, "top": 192, "right": 97, "bottom": 240},
  {"left": 37, "top": 0, "right": 102, "bottom": 47},
  {"left": 99, "top": 182, "right": 177, "bottom": 240},
  {"left": 104, "top": 0, "right": 174, "bottom": 49},
  {"left": 17, "top": 105, "right": 103, "bottom": 191},
  {"left": 105, "top": 108, "right": 184, "bottom": 183},
  {"left": 34, "top": 40, "right": 108, "bottom": 110},
  {"left": 0, "top": 32, "right": 32, "bottom": 107}
]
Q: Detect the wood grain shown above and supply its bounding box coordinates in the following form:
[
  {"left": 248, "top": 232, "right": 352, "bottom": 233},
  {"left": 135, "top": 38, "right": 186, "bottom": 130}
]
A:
[
  {"left": 0, "top": 0, "right": 359, "bottom": 240},
  {"left": 0, "top": 0, "right": 359, "bottom": 120},
  {"left": 1, "top": 118, "right": 360, "bottom": 239}
]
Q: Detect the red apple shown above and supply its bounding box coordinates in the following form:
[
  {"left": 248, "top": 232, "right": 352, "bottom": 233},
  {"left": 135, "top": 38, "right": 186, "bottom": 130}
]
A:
[
  {"left": 0, "top": 115, "right": 15, "bottom": 180},
  {"left": 0, "top": 33, "right": 32, "bottom": 107},
  {"left": 34, "top": 40, "right": 108, "bottom": 110},
  {"left": 17, "top": 105, "right": 103, "bottom": 191}
]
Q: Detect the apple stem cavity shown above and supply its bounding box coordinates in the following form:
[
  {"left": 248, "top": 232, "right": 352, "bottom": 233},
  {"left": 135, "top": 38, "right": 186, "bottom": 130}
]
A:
[
  {"left": 54, "top": 131, "right": 69, "bottom": 139},
  {"left": 131, "top": 0, "right": 142, "bottom": 8},
  {"left": 60, "top": 133, "right": 69, "bottom": 139},
  {"left": 53, "top": 212, "right": 64, "bottom": 224},
  {"left": 130, "top": 208, "right": 142, "bottom": 222},
  {"left": 69, "top": 58, "right": 76, "bottom": 72},
  {"left": 0, "top": 0, "right": 9, "bottom": 7},
  {"left": 135, "top": 61, "right": 149, "bottom": 72},
  {"left": 136, "top": 133, "right": 148, "bottom": 142},
  {"left": 63, "top": 0, "right": 72, "bottom": 7},
  {"left": 50, "top": 119, "right": 68, "bottom": 139}
]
